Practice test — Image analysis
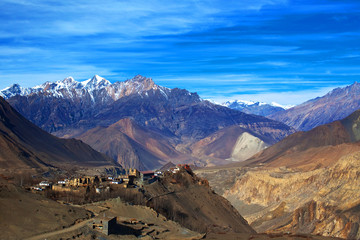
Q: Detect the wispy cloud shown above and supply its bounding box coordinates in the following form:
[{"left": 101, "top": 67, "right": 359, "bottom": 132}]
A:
[
  {"left": 256, "top": 61, "right": 289, "bottom": 66},
  {"left": 1, "top": 0, "right": 288, "bottom": 37}
]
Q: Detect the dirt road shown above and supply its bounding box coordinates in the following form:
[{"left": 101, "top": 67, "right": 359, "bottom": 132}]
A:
[{"left": 25, "top": 218, "right": 93, "bottom": 240}]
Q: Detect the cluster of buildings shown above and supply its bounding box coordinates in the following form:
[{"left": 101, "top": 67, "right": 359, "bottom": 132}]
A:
[
  {"left": 31, "top": 168, "right": 158, "bottom": 193},
  {"left": 31, "top": 164, "right": 192, "bottom": 195}
]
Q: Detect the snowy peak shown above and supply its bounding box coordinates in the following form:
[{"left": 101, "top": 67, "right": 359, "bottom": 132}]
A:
[
  {"left": 0, "top": 83, "right": 29, "bottom": 98},
  {"left": 223, "top": 100, "right": 258, "bottom": 108},
  {"left": 125, "top": 75, "right": 155, "bottom": 87},
  {"left": 118, "top": 75, "right": 171, "bottom": 99},
  {"left": 125, "top": 75, "right": 157, "bottom": 91},
  {"left": 84, "top": 75, "right": 111, "bottom": 90},
  {"left": 129, "top": 74, "right": 150, "bottom": 82},
  {"left": 223, "top": 99, "right": 292, "bottom": 110},
  {"left": 223, "top": 99, "right": 287, "bottom": 117},
  {"left": 271, "top": 102, "right": 294, "bottom": 109},
  {"left": 54, "top": 77, "right": 79, "bottom": 89},
  {"left": 62, "top": 76, "right": 76, "bottom": 85}
]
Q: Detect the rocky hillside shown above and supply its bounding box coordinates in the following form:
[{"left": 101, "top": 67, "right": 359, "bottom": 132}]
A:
[
  {"left": 269, "top": 82, "right": 360, "bottom": 131},
  {"left": 197, "top": 109, "right": 360, "bottom": 239},
  {"left": 0, "top": 96, "right": 118, "bottom": 173},
  {"left": 223, "top": 150, "right": 360, "bottom": 239},
  {"left": 2, "top": 75, "right": 295, "bottom": 169},
  {"left": 144, "top": 168, "right": 256, "bottom": 234}
]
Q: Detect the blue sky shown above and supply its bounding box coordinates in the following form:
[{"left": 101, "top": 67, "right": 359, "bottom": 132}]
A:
[{"left": 1, "top": 0, "right": 360, "bottom": 105}]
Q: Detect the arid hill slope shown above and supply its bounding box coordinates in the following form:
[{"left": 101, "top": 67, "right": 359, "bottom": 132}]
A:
[
  {"left": 0, "top": 97, "right": 118, "bottom": 173},
  {"left": 0, "top": 178, "right": 90, "bottom": 239}
]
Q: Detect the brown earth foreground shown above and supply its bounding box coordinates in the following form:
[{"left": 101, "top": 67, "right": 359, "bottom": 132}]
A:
[
  {"left": 1, "top": 175, "right": 342, "bottom": 240},
  {"left": 0, "top": 176, "right": 204, "bottom": 240},
  {"left": 0, "top": 178, "right": 90, "bottom": 240}
]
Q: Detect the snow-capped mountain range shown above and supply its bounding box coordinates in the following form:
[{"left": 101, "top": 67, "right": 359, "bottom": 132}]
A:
[
  {"left": 1, "top": 75, "right": 295, "bottom": 118},
  {"left": 1, "top": 74, "right": 295, "bottom": 170},
  {"left": 222, "top": 100, "right": 293, "bottom": 109},
  {"left": 0, "top": 75, "right": 172, "bottom": 104},
  {"left": 222, "top": 100, "right": 293, "bottom": 117}
]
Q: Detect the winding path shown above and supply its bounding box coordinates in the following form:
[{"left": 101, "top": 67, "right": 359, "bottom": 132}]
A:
[{"left": 25, "top": 218, "right": 93, "bottom": 240}]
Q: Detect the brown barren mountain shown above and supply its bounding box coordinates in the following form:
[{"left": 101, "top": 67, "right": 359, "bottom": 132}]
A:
[
  {"left": 0, "top": 96, "right": 118, "bottom": 173},
  {"left": 243, "top": 120, "right": 353, "bottom": 170},
  {"left": 191, "top": 125, "right": 270, "bottom": 163},
  {"left": 197, "top": 109, "right": 360, "bottom": 239},
  {"left": 77, "top": 118, "right": 186, "bottom": 170}
]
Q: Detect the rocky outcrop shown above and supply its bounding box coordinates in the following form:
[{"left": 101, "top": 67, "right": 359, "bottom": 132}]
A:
[
  {"left": 279, "top": 200, "right": 360, "bottom": 239},
  {"left": 215, "top": 150, "right": 360, "bottom": 238}
]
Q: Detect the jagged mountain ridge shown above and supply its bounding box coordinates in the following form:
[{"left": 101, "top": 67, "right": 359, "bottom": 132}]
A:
[
  {"left": 0, "top": 96, "right": 118, "bottom": 172},
  {"left": 0, "top": 75, "right": 171, "bottom": 103},
  {"left": 2, "top": 75, "right": 295, "bottom": 169},
  {"left": 269, "top": 82, "right": 360, "bottom": 131}
]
